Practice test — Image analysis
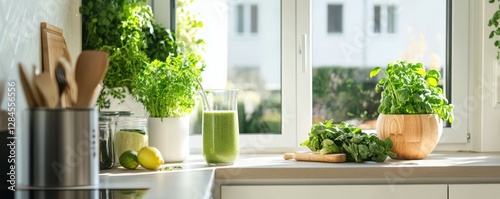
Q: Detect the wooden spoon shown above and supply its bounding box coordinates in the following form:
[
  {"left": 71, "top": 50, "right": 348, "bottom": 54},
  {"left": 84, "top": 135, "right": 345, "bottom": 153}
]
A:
[
  {"left": 74, "top": 50, "right": 109, "bottom": 107},
  {"left": 18, "top": 63, "right": 37, "bottom": 108},
  {"left": 34, "top": 72, "right": 59, "bottom": 108}
]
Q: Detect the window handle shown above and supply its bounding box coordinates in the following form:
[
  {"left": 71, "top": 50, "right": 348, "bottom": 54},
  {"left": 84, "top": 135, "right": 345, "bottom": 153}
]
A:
[{"left": 302, "top": 33, "right": 308, "bottom": 73}]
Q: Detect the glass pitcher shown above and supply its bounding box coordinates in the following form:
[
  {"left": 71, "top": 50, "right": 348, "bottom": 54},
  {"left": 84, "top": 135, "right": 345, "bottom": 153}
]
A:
[{"left": 201, "top": 89, "right": 239, "bottom": 165}]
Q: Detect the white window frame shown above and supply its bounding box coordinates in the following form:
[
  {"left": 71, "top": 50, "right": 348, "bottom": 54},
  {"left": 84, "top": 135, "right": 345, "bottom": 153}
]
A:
[
  {"left": 157, "top": 0, "right": 471, "bottom": 153},
  {"left": 184, "top": 0, "right": 311, "bottom": 153},
  {"left": 435, "top": 0, "right": 470, "bottom": 149}
]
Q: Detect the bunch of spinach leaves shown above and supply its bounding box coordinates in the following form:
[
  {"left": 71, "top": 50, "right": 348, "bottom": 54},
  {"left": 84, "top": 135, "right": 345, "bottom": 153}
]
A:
[
  {"left": 301, "top": 120, "right": 396, "bottom": 163},
  {"left": 369, "top": 60, "right": 454, "bottom": 123}
]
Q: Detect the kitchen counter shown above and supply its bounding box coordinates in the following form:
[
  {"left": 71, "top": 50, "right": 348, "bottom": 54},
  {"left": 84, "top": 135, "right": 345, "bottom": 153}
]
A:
[{"left": 96, "top": 152, "right": 500, "bottom": 199}]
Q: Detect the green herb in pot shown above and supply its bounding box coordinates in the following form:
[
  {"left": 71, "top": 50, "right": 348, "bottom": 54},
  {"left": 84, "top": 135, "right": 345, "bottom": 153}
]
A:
[
  {"left": 133, "top": 52, "right": 204, "bottom": 118},
  {"left": 369, "top": 60, "right": 454, "bottom": 123}
]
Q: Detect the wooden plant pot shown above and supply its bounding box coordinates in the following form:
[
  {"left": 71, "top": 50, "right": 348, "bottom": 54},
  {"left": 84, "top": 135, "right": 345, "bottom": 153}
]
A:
[{"left": 376, "top": 114, "right": 443, "bottom": 160}]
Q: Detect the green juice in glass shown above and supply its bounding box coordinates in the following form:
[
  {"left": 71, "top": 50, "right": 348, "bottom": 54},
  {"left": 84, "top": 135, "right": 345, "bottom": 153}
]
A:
[{"left": 203, "top": 110, "right": 239, "bottom": 165}]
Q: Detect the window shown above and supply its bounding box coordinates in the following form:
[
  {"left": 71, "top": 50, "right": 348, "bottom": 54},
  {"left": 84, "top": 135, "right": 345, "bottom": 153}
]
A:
[
  {"left": 374, "top": 5, "right": 381, "bottom": 33},
  {"left": 327, "top": 4, "right": 343, "bottom": 33},
  {"left": 312, "top": 0, "right": 469, "bottom": 147},
  {"left": 158, "top": 0, "right": 471, "bottom": 151},
  {"left": 235, "top": 4, "right": 259, "bottom": 34},
  {"left": 373, "top": 4, "right": 397, "bottom": 34},
  {"left": 237, "top": 4, "right": 244, "bottom": 33},
  {"left": 250, "top": 4, "right": 258, "bottom": 33},
  {"left": 387, "top": 5, "right": 396, "bottom": 33}
]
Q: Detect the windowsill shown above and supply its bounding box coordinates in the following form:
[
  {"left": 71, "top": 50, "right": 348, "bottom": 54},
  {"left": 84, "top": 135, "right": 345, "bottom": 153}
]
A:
[{"left": 95, "top": 152, "right": 500, "bottom": 199}]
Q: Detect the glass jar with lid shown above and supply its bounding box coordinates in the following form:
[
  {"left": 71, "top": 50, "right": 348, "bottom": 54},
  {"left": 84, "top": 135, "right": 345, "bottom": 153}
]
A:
[
  {"left": 113, "top": 116, "right": 148, "bottom": 164},
  {"left": 99, "top": 116, "right": 114, "bottom": 169}
]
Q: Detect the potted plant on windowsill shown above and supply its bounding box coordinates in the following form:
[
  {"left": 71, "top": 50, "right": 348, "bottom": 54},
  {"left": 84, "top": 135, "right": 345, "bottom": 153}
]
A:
[
  {"left": 133, "top": 52, "right": 204, "bottom": 162},
  {"left": 370, "top": 60, "right": 454, "bottom": 160}
]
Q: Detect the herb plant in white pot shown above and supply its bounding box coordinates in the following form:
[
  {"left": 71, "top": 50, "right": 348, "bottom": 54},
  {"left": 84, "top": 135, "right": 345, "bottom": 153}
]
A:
[
  {"left": 370, "top": 60, "right": 453, "bottom": 160},
  {"left": 134, "top": 53, "right": 204, "bottom": 162}
]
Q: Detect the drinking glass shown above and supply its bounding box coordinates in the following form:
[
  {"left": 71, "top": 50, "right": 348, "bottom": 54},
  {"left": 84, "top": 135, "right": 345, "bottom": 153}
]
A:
[{"left": 201, "top": 89, "right": 239, "bottom": 165}]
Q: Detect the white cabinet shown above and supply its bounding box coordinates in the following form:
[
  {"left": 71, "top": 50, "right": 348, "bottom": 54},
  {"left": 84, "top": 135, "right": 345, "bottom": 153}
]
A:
[
  {"left": 449, "top": 184, "right": 500, "bottom": 199},
  {"left": 221, "top": 184, "right": 448, "bottom": 199}
]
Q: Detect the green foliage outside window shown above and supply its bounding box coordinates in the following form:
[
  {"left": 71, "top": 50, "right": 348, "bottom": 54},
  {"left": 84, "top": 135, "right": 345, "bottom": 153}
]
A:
[{"left": 312, "top": 67, "right": 380, "bottom": 125}]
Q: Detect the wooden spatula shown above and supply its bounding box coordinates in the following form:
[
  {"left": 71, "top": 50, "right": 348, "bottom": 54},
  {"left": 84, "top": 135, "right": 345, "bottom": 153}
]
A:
[
  {"left": 18, "top": 63, "right": 37, "bottom": 108},
  {"left": 284, "top": 152, "right": 346, "bottom": 163},
  {"left": 34, "top": 72, "right": 59, "bottom": 108},
  {"left": 74, "top": 50, "right": 109, "bottom": 108}
]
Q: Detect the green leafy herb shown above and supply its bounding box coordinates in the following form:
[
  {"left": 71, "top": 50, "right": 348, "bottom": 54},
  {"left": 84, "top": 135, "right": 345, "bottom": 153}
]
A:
[
  {"left": 370, "top": 60, "right": 454, "bottom": 123},
  {"left": 80, "top": 0, "right": 179, "bottom": 109},
  {"left": 133, "top": 53, "right": 204, "bottom": 118},
  {"left": 301, "top": 121, "right": 396, "bottom": 163}
]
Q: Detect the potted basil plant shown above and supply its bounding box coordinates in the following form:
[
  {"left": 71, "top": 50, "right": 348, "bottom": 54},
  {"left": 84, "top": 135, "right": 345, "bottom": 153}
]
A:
[
  {"left": 133, "top": 52, "right": 204, "bottom": 162},
  {"left": 370, "top": 60, "right": 453, "bottom": 160}
]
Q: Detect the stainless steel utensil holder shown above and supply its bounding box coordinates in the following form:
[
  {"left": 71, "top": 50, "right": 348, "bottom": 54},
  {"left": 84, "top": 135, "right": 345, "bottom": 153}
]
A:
[{"left": 28, "top": 108, "right": 98, "bottom": 187}]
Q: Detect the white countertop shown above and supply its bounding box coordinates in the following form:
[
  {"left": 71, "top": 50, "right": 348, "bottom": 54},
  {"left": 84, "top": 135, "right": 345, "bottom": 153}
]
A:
[{"left": 97, "top": 152, "right": 500, "bottom": 199}]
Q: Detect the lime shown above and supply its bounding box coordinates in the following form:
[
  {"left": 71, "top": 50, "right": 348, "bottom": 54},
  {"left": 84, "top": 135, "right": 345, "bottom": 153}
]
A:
[
  {"left": 119, "top": 150, "right": 139, "bottom": 170},
  {"left": 137, "top": 146, "right": 164, "bottom": 170}
]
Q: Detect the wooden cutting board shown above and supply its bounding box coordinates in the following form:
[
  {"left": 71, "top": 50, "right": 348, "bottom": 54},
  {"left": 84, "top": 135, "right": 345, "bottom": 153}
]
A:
[
  {"left": 284, "top": 152, "right": 346, "bottom": 163},
  {"left": 40, "top": 22, "right": 72, "bottom": 79}
]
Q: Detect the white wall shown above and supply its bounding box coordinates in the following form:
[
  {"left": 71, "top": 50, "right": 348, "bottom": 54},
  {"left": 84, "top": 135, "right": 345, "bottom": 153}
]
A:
[{"left": 0, "top": 0, "right": 81, "bottom": 118}]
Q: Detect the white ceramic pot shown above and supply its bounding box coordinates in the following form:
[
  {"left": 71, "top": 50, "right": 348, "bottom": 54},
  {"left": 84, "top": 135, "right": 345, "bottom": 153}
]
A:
[{"left": 148, "top": 116, "right": 190, "bottom": 162}]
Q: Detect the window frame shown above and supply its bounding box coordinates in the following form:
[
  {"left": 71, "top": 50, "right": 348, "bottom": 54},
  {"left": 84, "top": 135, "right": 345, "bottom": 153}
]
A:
[
  {"left": 435, "top": 0, "right": 470, "bottom": 149},
  {"left": 186, "top": 0, "right": 309, "bottom": 153},
  {"left": 157, "top": 0, "right": 470, "bottom": 153}
]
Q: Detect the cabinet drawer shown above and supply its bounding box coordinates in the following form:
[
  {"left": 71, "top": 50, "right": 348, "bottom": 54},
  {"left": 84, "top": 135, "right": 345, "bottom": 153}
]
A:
[
  {"left": 449, "top": 184, "right": 500, "bottom": 199},
  {"left": 222, "top": 184, "right": 447, "bottom": 199}
]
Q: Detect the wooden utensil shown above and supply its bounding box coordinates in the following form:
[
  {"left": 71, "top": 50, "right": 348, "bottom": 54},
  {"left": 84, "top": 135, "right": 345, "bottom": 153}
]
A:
[
  {"left": 30, "top": 65, "right": 44, "bottom": 107},
  {"left": 284, "top": 152, "right": 346, "bottom": 163},
  {"left": 18, "top": 64, "right": 37, "bottom": 108},
  {"left": 74, "top": 50, "right": 109, "bottom": 107},
  {"left": 56, "top": 57, "right": 78, "bottom": 105},
  {"left": 34, "top": 72, "right": 59, "bottom": 108}
]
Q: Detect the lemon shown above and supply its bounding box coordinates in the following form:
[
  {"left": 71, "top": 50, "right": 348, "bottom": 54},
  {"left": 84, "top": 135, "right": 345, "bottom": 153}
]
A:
[
  {"left": 138, "top": 146, "right": 164, "bottom": 170},
  {"left": 119, "top": 150, "right": 139, "bottom": 170}
]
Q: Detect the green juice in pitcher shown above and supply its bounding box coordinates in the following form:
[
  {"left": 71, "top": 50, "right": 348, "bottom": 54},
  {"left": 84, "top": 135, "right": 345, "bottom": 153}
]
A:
[{"left": 203, "top": 110, "right": 239, "bottom": 165}]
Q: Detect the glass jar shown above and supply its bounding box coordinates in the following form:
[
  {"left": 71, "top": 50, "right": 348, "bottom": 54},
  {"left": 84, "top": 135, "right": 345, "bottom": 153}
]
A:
[
  {"left": 99, "top": 116, "right": 114, "bottom": 169},
  {"left": 113, "top": 116, "right": 148, "bottom": 164},
  {"left": 100, "top": 111, "right": 119, "bottom": 133}
]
